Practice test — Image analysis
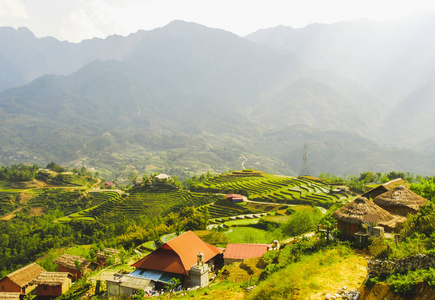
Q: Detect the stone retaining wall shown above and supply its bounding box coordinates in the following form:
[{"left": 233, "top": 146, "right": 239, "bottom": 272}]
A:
[{"left": 368, "top": 254, "right": 435, "bottom": 278}]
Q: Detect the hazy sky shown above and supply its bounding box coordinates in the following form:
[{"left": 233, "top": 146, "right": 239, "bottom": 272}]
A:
[{"left": 1, "top": 0, "right": 435, "bottom": 42}]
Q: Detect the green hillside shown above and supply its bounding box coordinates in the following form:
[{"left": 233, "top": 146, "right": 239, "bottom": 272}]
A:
[
  {"left": 58, "top": 188, "right": 222, "bottom": 223},
  {"left": 192, "top": 170, "right": 351, "bottom": 208}
]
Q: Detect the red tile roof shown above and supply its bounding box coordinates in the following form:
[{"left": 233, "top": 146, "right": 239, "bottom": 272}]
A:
[
  {"left": 223, "top": 244, "right": 271, "bottom": 260},
  {"left": 132, "top": 231, "right": 221, "bottom": 275}
]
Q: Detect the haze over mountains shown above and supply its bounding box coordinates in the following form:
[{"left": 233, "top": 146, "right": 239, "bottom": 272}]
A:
[{"left": 1, "top": 15, "right": 435, "bottom": 177}]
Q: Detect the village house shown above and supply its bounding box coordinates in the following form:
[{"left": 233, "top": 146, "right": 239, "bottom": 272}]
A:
[
  {"left": 96, "top": 248, "right": 120, "bottom": 266},
  {"left": 373, "top": 185, "right": 428, "bottom": 217},
  {"left": 154, "top": 174, "right": 171, "bottom": 181},
  {"left": 107, "top": 231, "right": 222, "bottom": 298},
  {"left": 32, "top": 272, "right": 72, "bottom": 297},
  {"left": 104, "top": 182, "right": 115, "bottom": 189},
  {"left": 0, "top": 262, "right": 45, "bottom": 295},
  {"left": 361, "top": 178, "right": 407, "bottom": 200},
  {"left": 223, "top": 243, "right": 271, "bottom": 265},
  {"left": 53, "top": 254, "right": 98, "bottom": 280},
  {"left": 225, "top": 194, "right": 244, "bottom": 203},
  {"left": 106, "top": 274, "right": 155, "bottom": 299},
  {"left": 332, "top": 197, "right": 395, "bottom": 237},
  {"left": 134, "top": 176, "right": 143, "bottom": 187}
]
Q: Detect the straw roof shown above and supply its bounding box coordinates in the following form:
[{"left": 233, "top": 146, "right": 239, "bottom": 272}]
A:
[
  {"left": 332, "top": 197, "right": 395, "bottom": 225},
  {"left": 0, "top": 292, "right": 21, "bottom": 299},
  {"left": 32, "top": 272, "right": 70, "bottom": 286},
  {"left": 96, "top": 248, "right": 120, "bottom": 259},
  {"left": 5, "top": 262, "right": 45, "bottom": 288},
  {"left": 53, "top": 254, "right": 94, "bottom": 271},
  {"left": 374, "top": 185, "right": 428, "bottom": 211},
  {"left": 361, "top": 178, "right": 407, "bottom": 199}
]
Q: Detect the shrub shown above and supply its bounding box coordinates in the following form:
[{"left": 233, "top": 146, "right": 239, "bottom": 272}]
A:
[{"left": 387, "top": 273, "right": 418, "bottom": 295}]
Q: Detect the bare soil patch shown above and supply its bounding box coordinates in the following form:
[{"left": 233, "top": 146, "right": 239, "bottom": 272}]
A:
[{"left": 30, "top": 206, "right": 45, "bottom": 216}]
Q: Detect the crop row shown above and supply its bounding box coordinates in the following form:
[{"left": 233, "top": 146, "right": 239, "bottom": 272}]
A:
[
  {"left": 197, "top": 203, "right": 245, "bottom": 219},
  {"left": 62, "top": 189, "right": 221, "bottom": 222}
]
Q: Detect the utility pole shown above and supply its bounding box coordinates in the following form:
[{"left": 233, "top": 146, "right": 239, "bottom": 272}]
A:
[{"left": 299, "top": 145, "right": 310, "bottom": 177}]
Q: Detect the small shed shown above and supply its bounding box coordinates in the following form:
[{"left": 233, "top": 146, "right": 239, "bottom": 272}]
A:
[
  {"left": 361, "top": 178, "right": 407, "bottom": 200},
  {"left": 53, "top": 254, "right": 98, "bottom": 280},
  {"left": 134, "top": 177, "right": 143, "bottom": 187},
  {"left": 225, "top": 194, "right": 244, "bottom": 203},
  {"left": 32, "top": 272, "right": 72, "bottom": 297},
  {"left": 107, "top": 274, "right": 155, "bottom": 298},
  {"left": 104, "top": 182, "right": 115, "bottom": 189},
  {"left": 223, "top": 244, "right": 271, "bottom": 265},
  {"left": 97, "top": 248, "right": 120, "bottom": 266},
  {"left": 332, "top": 197, "right": 395, "bottom": 237},
  {"left": 155, "top": 174, "right": 171, "bottom": 181},
  {"left": 0, "top": 263, "right": 45, "bottom": 294},
  {"left": 374, "top": 185, "right": 428, "bottom": 217}
]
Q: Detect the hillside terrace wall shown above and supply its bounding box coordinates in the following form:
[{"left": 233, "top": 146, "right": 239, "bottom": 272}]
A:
[{"left": 368, "top": 254, "right": 435, "bottom": 278}]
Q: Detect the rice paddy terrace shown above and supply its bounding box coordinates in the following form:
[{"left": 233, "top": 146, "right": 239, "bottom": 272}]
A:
[
  {"left": 192, "top": 170, "right": 352, "bottom": 208},
  {"left": 58, "top": 188, "right": 222, "bottom": 222}
]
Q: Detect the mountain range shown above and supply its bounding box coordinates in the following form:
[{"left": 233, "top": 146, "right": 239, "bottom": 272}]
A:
[{"left": 1, "top": 16, "right": 435, "bottom": 178}]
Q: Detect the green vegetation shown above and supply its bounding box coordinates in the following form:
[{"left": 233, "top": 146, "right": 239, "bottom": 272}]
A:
[
  {"left": 225, "top": 226, "right": 272, "bottom": 244},
  {"left": 198, "top": 199, "right": 254, "bottom": 220},
  {"left": 246, "top": 243, "right": 365, "bottom": 299},
  {"left": 281, "top": 208, "right": 322, "bottom": 237},
  {"left": 192, "top": 171, "right": 351, "bottom": 208},
  {"left": 0, "top": 164, "right": 39, "bottom": 181}
]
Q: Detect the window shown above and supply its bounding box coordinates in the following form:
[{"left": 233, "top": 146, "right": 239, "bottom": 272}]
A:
[
  {"left": 1, "top": 285, "right": 5, "bottom": 291},
  {"left": 43, "top": 285, "right": 48, "bottom": 290}
]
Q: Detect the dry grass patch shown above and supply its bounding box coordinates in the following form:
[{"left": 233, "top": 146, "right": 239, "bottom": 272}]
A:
[
  {"left": 247, "top": 246, "right": 367, "bottom": 300},
  {"left": 217, "top": 257, "right": 266, "bottom": 284},
  {"left": 30, "top": 206, "right": 45, "bottom": 216}
]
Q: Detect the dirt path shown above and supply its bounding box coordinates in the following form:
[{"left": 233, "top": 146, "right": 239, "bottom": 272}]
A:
[
  {"left": 241, "top": 155, "right": 247, "bottom": 169},
  {"left": 1, "top": 207, "right": 24, "bottom": 220}
]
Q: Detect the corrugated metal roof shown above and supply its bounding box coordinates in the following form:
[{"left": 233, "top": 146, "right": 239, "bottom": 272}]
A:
[
  {"left": 223, "top": 243, "right": 271, "bottom": 260},
  {"left": 120, "top": 275, "right": 151, "bottom": 290},
  {"left": 132, "top": 231, "right": 220, "bottom": 275},
  {"left": 129, "top": 270, "right": 182, "bottom": 284}
]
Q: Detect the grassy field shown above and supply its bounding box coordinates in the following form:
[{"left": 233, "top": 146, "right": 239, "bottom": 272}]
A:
[
  {"left": 225, "top": 226, "right": 272, "bottom": 244},
  {"left": 246, "top": 246, "right": 367, "bottom": 300}
]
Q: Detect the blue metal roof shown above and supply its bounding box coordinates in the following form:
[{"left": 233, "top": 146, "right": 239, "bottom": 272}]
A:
[{"left": 129, "top": 269, "right": 183, "bottom": 284}]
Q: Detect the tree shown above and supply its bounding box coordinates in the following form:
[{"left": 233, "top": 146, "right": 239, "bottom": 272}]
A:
[
  {"left": 165, "top": 278, "right": 181, "bottom": 298},
  {"left": 319, "top": 215, "right": 337, "bottom": 244},
  {"left": 131, "top": 289, "right": 146, "bottom": 299},
  {"left": 282, "top": 209, "right": 321, "bottom": 237}
]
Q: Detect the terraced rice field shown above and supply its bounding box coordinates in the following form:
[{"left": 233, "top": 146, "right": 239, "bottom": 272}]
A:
[
  {"left": 193, "top": 171, "right": 352, "bottom": 208},
  {"left": 59, "top": 189, "right": 222, "bottom": 222},
  {"left": 197, "top": 203, "right": 248, "bottom": 220}
]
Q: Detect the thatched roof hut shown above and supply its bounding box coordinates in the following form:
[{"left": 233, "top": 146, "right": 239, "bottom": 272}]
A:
[
  {"left": 32, "top": 272, "right": 71, "bottom": 286},
  {"left": 0, "top": 262, "right": 45, "bottom": 294},
  {"left": 53, "top": 254, "right": 94, "bottom": 271},
  {"left": 361, "top": 178, "right": 407, "bottom": 200},
  {"left": 96, "top": 248, "right": 120, "bottom": 266},
  {"left": 332, "top": 197, "right": 395, "bottom": 237},
  {"left": 32, "top": 272, "right": 72, "bottom": 297},
  {"left": 53, "top": 254, "right": 97, "bottom": 280},
  {"left": 374, "top": 185, "right": 428, "bottom": 216}
]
